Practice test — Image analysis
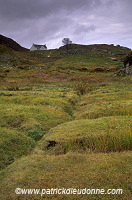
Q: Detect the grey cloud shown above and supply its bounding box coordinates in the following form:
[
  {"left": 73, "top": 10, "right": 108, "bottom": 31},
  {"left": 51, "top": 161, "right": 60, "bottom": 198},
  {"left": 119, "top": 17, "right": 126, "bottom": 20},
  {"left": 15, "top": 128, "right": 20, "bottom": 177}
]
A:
[
  {"left": 73, "top": 24, "right": 96, "bottom": 35},
  {"left": 0, "top": 0, "right": 132, "bottom": 49},
  {"left": 0, "top": 0, "right": 101, "bottom": 20}
]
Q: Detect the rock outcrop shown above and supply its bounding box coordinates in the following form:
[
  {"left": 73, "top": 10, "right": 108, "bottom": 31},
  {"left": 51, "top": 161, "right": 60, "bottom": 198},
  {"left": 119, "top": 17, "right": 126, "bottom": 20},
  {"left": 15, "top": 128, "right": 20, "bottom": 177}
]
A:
[{"left": 118, "top": 51, "right": 132, "bottom": 75}]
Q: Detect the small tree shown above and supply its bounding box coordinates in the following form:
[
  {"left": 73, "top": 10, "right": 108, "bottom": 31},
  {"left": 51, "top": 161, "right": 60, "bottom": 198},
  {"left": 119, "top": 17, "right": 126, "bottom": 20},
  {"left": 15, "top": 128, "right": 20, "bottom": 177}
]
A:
[{"left": 62, "top": 38, "right": 72, "bottom": 53}]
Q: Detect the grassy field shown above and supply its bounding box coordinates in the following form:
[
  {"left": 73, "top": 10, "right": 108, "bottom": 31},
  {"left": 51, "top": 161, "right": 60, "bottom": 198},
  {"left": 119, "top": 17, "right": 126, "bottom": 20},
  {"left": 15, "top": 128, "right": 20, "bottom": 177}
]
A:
[
  {"left": 0, "top": 151, "right": 131, "bottom": 200},
  {"left": 0, "top": 44, "right": 132, "bottom": 199}
]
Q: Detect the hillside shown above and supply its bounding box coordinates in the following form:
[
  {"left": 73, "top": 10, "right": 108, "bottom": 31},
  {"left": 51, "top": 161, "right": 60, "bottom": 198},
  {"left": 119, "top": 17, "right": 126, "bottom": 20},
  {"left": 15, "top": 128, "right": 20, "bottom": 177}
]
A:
[
  {"left": 0, "top": 37, "right": 132, "bottom": 200},
  {"left": 0, "top": 35, "right": 31, "bottom": 68},
  {"left": 0, "top": 38, "right": 131, "bottom": 71},
  {"left": 0, "top": 34, "right": 28, "bottom": 51}
]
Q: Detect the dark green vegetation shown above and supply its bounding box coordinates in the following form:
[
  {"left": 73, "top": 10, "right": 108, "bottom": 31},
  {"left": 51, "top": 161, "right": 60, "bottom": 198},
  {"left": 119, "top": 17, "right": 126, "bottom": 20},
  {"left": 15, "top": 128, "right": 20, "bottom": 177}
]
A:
[
  {"left": 0, "top": 39, "right": 132, "bottom": 200},
  {"left": 0, "top": 34, "right": 28, "bottom": 51}
]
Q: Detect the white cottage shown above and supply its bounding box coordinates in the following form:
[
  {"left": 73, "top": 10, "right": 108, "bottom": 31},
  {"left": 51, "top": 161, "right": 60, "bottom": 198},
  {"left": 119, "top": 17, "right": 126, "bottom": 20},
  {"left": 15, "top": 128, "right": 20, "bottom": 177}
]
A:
[{"left": 30, "top": 43, "right": 47, "bottom": 51}]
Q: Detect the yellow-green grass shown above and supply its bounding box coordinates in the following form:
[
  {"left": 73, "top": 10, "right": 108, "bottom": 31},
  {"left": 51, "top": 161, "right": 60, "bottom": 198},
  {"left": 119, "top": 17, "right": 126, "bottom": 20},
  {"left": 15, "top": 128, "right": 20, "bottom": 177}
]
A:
[
  {"left": 39, "top": 116, "right": 132, "bottom": 154},
  {"left": 78, "top": 91, "right": 132, "bottom": 104},
  {"left": 0, "top": 88, "right": 77, "bottom": 115},
  {"left": 74, "top": 88, "right": 132, "bottom": 119},
  {"left": 74, "top": 100, "right": 132, "bottom": 119},
  {"left": 0, "top": 127, "right": 35, "bottom": 170},
  {"left": 0, "top": 87, "right": 75, "bottom": 169},
  {"left": 0, "top": 151, "right": 131, "bottom": 200},
  {"left": 0, "top": 103, "right": 71, "bottom": 140},
  {"left": 0, "top": 86, "right": 77, "bottom": 141}
]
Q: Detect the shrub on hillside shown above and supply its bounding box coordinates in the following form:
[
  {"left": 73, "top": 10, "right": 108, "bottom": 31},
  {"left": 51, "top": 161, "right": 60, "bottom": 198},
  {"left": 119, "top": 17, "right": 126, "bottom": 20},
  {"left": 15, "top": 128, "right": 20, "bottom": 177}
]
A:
[{"left": 72, "top": 81, "right": 92, "bottom": 95}]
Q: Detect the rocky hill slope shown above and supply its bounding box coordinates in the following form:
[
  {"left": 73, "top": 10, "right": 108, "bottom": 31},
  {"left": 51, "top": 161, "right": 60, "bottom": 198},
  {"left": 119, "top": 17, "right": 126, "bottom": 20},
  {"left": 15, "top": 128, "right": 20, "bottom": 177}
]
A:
[{"left": 0, "top": 34, "right": 28, "bottom": 51}]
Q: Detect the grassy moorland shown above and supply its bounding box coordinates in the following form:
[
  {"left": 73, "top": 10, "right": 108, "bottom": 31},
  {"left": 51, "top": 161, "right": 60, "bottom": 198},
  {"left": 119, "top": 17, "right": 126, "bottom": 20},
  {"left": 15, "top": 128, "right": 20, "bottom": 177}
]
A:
[{"left": 0, "top": 43, "right": 132, "bottom": 200}]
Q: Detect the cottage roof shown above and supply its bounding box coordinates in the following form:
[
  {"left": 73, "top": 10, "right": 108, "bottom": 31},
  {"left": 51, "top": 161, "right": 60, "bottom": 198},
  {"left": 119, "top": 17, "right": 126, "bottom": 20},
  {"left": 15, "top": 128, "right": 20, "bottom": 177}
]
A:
[{"left": 33, "top": 43, "right": 47, "bottom": 49}]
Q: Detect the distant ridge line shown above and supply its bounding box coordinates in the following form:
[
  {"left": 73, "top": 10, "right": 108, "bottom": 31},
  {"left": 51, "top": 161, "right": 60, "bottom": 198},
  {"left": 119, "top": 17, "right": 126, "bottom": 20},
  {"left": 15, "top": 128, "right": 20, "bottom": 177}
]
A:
[{"left": 0, "top": 34, "right": 28, "bottom": 51}]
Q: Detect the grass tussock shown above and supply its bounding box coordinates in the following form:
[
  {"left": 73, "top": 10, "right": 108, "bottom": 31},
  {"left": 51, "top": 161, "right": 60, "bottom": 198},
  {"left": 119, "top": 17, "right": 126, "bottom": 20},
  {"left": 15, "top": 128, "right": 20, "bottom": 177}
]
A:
[
  {"left": 40, "top": 116, "right": 132, "bottom": 154},
  {"left": 0, "top": 87, "right": 77, "bottom": 140},
  {"left": 0, "top": 103, "right": 71, "bottom": 138},
  {"left": 74, "top": 84, "right": 132, "bottom": 119},
  {"left": 0, "top": 87, "right": 76, "bottom": 169},
  {"left": 74, "top": 100, "right": 132, "bottom": 119}
]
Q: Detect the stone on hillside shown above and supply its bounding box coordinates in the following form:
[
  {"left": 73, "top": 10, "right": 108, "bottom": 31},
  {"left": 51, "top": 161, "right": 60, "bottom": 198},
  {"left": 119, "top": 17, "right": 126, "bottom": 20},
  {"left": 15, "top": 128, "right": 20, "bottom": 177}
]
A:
[
  {"left": 111, "top": 57, "right": 118, "bottom": 61},
  {"left": 118, "top": 51, "right": 132, "bottom": 75}
]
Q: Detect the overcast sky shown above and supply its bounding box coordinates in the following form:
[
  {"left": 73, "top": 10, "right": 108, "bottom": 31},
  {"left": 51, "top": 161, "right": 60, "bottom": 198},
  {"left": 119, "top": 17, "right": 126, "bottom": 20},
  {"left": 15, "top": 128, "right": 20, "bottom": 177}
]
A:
[{"left": 0, "top": 0, "right": 132, "bottom": 49}]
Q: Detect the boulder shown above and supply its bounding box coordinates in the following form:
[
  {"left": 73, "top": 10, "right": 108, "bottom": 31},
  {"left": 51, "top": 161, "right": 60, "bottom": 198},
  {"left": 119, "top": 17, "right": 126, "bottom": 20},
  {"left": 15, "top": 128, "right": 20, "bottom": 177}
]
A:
[{"left": 118, "top": 51, "right": 132, "bottom": 75}]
